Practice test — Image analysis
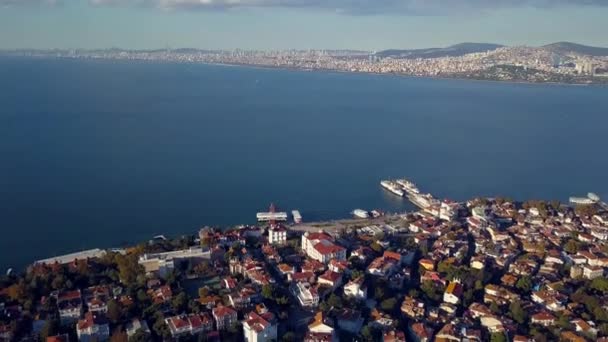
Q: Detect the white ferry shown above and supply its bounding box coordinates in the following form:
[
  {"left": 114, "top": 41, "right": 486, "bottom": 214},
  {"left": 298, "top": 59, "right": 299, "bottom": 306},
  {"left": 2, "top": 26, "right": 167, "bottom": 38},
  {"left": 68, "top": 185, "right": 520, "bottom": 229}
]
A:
[
  {"left": 352, "top": 209, "right": 370, "bottom": 219},
  {"left": 396, "top": 179, "right": 420, "bottom": 194},
  {"left": 408, "top": 193, "right": 438, "bottom": 209},
  {"left": 380, "top": 180, "right": 405, "bottom": 197}
]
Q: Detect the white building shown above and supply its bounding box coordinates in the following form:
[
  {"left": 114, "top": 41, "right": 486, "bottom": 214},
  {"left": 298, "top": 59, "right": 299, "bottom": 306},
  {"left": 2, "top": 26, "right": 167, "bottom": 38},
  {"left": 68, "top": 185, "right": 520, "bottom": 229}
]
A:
[
  {"left": 268, "top": 226, "right": 287, "bottom": 245},
  {"left": 583, "top": 265, "right": 604, "bottom": 280},
  {"left": 344, "top": 277, "right": 367, "bottom": 300},
  {"left": 291, "top": 282, "right": 319, "bottom": 307},
  {"left": 301, "top": 231, "right": 346, "bottom": 263},
  {"left": 242, "top": 312, "right": 277, "bottom": 342},
  {"left": 138, "top": 247, "right": 209, "bottom": 277}
]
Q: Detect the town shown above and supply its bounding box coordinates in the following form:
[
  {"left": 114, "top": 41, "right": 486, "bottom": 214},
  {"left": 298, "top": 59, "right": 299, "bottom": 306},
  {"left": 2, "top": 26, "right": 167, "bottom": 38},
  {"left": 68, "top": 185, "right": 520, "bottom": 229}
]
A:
[
  {"left": 4, "top": 43, "right": 608, "bottom": 85},
  {"left": 1, "top": 180, "right": 608, "bottom": 342}
]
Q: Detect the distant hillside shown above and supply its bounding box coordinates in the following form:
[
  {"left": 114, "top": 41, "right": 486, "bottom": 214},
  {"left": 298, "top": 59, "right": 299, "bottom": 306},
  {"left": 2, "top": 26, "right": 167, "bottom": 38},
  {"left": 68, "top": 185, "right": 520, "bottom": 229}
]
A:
[
  {"left": 543, "top": 42, "right": 608, "bottom": 56},
  {"left": 376, "top": 43, "right": 503, "bottom": 59}
]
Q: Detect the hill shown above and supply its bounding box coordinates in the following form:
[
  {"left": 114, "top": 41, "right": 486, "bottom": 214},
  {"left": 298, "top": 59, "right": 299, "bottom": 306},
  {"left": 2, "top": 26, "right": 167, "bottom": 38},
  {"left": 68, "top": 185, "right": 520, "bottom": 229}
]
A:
[
  {"left": 543, "top": 42, "right": 608, "bottom": 56},
  {"left": 376, "top": 43, "right": 503, "bottom": 59}
]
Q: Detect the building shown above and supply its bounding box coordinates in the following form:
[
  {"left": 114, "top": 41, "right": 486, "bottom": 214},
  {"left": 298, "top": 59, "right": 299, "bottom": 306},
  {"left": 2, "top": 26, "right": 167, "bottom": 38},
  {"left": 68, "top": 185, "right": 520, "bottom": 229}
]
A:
[
  {"left": 268, "top": 226, "right": 287, "bottom": 245},
  {"left": 83, "top": 286, "right": 110, "bottom": 313},
  {"left": 401, "top": 296, "right": 425, "bottom": 319},
  {"left": 76, "top": 312, "right": 110, "bottom": 342},
  {"left": 301, "top": 231, "right": 346, "bottom": 263},
  {"left": 583, "top": 265, "right": 604, "bottom": 280},
  {"left": 306, "top": 312, "right": 335, "bottom": 342},
  {"left": 291, "top": 282, "right": 319, "bottom": 307},
  {"left": 242, "top": 311, "right": 277, "bottom": 342},
  {"left": 138, "top": 247, "right": 209, "bottom": 277},
  {"left": 55, "top": 290, "right": 83, "bottom": 325},
  {"left": 165, "top": 313, "right": 213, "bottom": 338},
  {"left": 125, "top": 318, "right": 150, "bottom": 338},
  {"left": 212, "top": 306, "right": 238, "bottom": 330},
  {"left": 443, "top": 280, "right": 463, "bottom": 305},
  {"left": 344, "top": 277, "right": 367, "bottom": 300}
]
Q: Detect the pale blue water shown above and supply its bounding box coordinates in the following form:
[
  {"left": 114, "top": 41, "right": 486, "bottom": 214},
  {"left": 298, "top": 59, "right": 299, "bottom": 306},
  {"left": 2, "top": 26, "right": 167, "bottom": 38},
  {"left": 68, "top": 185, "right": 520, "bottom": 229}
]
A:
[{"left": 1, "top": 57, "right": 607, "bottom": 270}]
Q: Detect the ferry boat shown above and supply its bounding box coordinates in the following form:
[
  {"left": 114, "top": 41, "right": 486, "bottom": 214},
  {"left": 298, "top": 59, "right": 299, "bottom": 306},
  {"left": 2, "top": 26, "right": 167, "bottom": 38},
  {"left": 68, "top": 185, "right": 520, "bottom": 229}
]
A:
[
  {"left": 408, "top": 193, "right": 438, "bottom": 209},
  {"left": 396, "top": 179, "right": 420, "bottom": 194},
  {"left": 352, "top": 209, "right": 370, "bottom": 219},
  {"left": 380, "top": 180, "right": 405, "bottom": 197}
]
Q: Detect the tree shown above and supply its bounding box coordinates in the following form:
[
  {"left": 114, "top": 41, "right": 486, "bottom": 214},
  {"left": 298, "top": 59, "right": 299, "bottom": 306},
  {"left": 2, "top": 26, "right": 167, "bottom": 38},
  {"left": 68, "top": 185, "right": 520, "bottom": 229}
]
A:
[
  {"left": 129, "top": 329, "right": 151, "bottom": 342},
  {"left": 261, "top": 284, "right": 274, "bottom": 300},
  {"left": 420, "top": 281, "right": 442, "bottom": 302},
  {"left": 370, "top": 242, "right": 383, "bottom": 254},
  {"left": 115, "top": 253, "right": 142, "bottom": 286},
  {"left": 489, "top": 301, "right": 500, "bottom": 315},
  {"left": 107, "top": 299, "right": 122, "bottom": 323},
  {"left": 590, "top": 277, "right": 608, "bottom": 293},
  {"left": 564, "top": 239, "right": 579, "bottom": 254},
  {"left": 509, "top": 300, "right": 527, "bottom": 324},
  {"left": 516, "top": 276, "right": 533, "bottom": 293},
  {"left": 380, "top": 298, "right": 397, "bottom": 312},
  {"left": 282, "top": 332, "right": 296, "bottom": 342},
  {"left": 40, "top": 319, "right": 60, "bottom": 341},
  {"left": 327, "top": 294, "right": 343, "bottom": 309},
  {"left": 361, "top": 325, "right": 373, "bottom": 342},
  {"left": 172, "top": 292, "right": 188, "bottom": 313},
  {"left": 490, "top": 333, "right": 507, "bottom": 342},
  {"left": 374, "top": 286, "right": 385, "bottom": 301}
]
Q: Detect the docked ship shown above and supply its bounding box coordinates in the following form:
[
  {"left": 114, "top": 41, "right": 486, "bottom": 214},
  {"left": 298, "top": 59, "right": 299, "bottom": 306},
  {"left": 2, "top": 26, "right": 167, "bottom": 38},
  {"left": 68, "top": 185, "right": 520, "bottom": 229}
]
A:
[
  {"left": 396, "top": 179, "right": 420, "bottom": 194},
  {"left": 352, "top": 209, "right": 370, "bottom": 219},
  {"left": 407, "top": 192, "right": 438, "bottom": 209},
  {"left": 380, "top": 180, "right": 405, "bottom": 197}
]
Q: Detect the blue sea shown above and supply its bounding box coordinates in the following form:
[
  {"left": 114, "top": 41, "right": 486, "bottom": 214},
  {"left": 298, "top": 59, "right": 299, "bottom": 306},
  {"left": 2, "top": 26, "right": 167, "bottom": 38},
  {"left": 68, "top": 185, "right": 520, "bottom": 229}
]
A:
[{"left": 1, "top": 57, "right": 607, "bottom": 270}]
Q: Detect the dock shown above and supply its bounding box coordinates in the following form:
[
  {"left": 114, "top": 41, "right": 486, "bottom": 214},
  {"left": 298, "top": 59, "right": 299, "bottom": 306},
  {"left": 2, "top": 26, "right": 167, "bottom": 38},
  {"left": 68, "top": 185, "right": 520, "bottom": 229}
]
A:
[
  {"left": 292, "top": 210, "right": 302, "bottom": 224},
  {"left": 257, "top": 212, "right": 288, "bottom": 222}
]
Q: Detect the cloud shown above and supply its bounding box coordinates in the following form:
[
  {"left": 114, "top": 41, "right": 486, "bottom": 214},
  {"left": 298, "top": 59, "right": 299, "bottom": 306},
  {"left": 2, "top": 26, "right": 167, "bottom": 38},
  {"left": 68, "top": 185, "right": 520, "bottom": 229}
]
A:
[{"left": 4, "top": 0, "right": 608, "bottom": 14}]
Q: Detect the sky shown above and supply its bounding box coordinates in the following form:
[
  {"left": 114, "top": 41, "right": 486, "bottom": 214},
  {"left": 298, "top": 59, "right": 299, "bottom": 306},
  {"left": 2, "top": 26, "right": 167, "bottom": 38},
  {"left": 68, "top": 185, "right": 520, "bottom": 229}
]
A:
[{"left": 0, "top": 0, "right": 607, "bottom": 50}]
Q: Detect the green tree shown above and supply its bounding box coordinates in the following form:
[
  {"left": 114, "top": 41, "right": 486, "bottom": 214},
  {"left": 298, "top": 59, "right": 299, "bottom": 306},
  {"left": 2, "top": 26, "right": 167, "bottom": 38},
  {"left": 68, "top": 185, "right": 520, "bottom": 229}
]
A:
[
  {"left": 370, "top": 242, "right": 383, "bottom": 253},
  {"left": 282, "top": 332, "right": 296, "bottom": 342},
  {"left": 516, "top": 276, "right": 533, "bottom": 292},
  {"left": 509, "top": 300, "right": 527, "bottom": 324},
  {"left": 420, "top": 281, "right": 442, "bottom": 302},
  {"left": 489, "top": 301, "right": 500, "bottom": 315},
  {"left": 564, "top": 239, "right": 579, "bottom": 254},
  {"left": 261, "top": 284, "right": 274, "bottom": 300},
  {"left": 490, "top": 333, "right": 507, "bottom": 342},
  {"left": 128, "top": 329, "right": 151, "bottom": 342},
  {"left": 361, "top": 325, "right": 373, "bottom": 342},
  {"left": 327, "top": 294, "right": 343, "bottom": 309},
  {"left": 171, "top": 292, "right": 188, "bottom": 313},
  {"left": 590, "top": 277, "right": 608, "bottom": 293},
  {"left": 380, "top": 298, "right": 397, "bottom": 312},
  {"left": 107, "top": 299, "right": 122, "bottom": 323}
]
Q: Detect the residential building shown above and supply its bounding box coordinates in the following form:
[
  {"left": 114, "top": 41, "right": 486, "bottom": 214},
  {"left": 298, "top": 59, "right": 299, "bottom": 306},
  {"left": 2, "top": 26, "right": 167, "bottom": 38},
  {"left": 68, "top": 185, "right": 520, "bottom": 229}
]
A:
[
  {"left": 212, "top": 306, "right": 238, "bottom": 330},
  {"left": 301, "top": 231, "right": 346, "bottom": 263},
  {"left": 268, "top": 226, "right": 287, "bottom": 245},
  {"left": 76, "top": 312, "right": 110, "bottom": 342},
  {"left": 242, "top": 311, "right": 277, "bottom": 342}
]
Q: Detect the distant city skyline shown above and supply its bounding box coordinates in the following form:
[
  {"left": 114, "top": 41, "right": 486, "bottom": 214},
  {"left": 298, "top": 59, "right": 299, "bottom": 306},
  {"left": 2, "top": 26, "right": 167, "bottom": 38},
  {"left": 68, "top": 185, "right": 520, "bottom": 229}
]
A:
[{"left": 1, "top": 1, "right": 607, "bottom": 50}]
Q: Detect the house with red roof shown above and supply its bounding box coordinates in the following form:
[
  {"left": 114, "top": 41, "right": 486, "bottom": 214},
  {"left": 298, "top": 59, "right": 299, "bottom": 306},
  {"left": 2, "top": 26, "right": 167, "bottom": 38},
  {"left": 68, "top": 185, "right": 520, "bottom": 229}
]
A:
[
  {"left": 76, "top": 312, "right": 109, "bottom": 342},
  {"left": 242, "top": 311, "right": 277, "bottom": 342},
  {"left": 212, "top": 305, "right": 238, "bottom": 330},
  {"left": 301, "top": 231, "right": 346, "bottom": 263},
  {"left": 165, "top": 313, "right": 213, "bottom": 338}
]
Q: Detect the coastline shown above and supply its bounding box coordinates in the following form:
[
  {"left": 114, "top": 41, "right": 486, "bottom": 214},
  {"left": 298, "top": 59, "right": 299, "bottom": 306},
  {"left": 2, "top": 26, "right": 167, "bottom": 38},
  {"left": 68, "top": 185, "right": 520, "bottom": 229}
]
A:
[{"left": 3, "top": 54, "right": 605, "bottom": 87}]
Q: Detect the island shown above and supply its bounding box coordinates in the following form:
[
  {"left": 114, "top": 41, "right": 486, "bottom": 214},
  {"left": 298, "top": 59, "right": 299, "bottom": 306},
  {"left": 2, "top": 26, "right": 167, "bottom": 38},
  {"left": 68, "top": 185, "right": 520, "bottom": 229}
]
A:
[{"left": 1, "top": 180, "right": 608, "bottom": 342}]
